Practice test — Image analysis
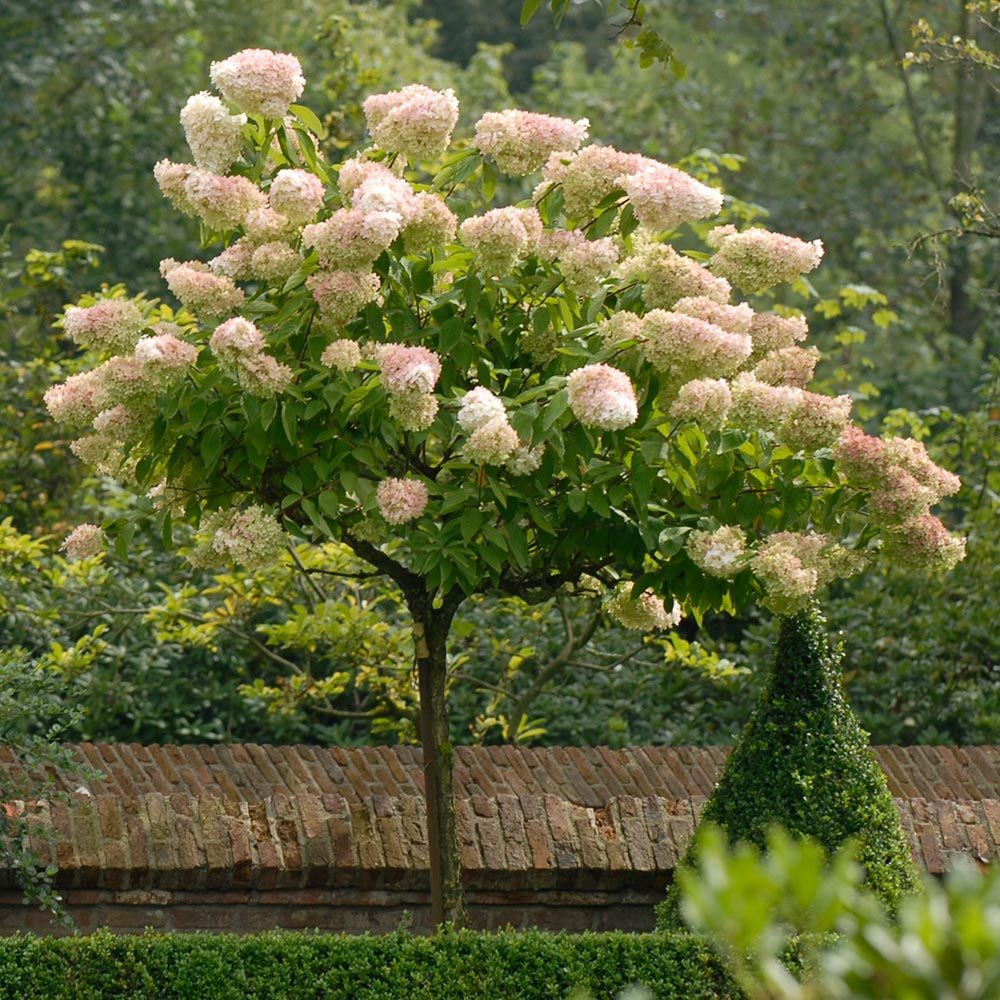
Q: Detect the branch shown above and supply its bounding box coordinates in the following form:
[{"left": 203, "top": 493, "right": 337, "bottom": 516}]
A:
[{"left": 343, "top": 535, "right": 422, "bottom": 594}]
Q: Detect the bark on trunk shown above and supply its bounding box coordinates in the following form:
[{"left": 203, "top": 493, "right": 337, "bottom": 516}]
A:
[{"left": 410, "top": 600, "right": 466, "bottom": 927}]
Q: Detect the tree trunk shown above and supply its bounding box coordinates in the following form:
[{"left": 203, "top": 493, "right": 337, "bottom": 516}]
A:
[{"left": 410, "top": 598, "right": 467, "bottom": 927}]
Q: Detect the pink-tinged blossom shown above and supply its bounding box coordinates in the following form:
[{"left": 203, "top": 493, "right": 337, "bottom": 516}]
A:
[
  {"left": 687, "top": 525, "right": 748, "bottom": 578},
  {"left": 596, "top": 311, "right": 643, "bottom": 349},
  {"left": 183, "top": 170, "right": 265, "bottom": 230},
  {"left": 209, "top": 317, "right": 265, "bottom": 363},
  {"left": 62, "top": 299, "right": 145, "bottom": 353},
  {"left": 376, "top": 477, "right": 429, "bottom": 524},
  {"left": 605, "top": 583, "right": 683, "bottom": 631},
  {"left": 670, "top": 378, "right": 733, "bottom": 431},
  {"left": 90, "top": 355, "right": 149, "bottom": 405},
  {"left": 350, "top": 174, "right": 417, "bottom": 221},
  {"left": 401, "top": 193, "right": 458, "bottom": 254},
  {"left": 781, "top": 391, "right": 852, "bottom": 452},
  {"left": 536, "top": 228, "right": 583, "bottom": 262},
  {"left": 92, "top": 404, "right": 147, "bottom": 440},
  {"left": 868, "top": 467, "right": 935, "bottom": 526},
  {"left": 249, "top": 241, "right": 300, "bottom": 282},
  {"left": 268, "top": 168, "right": 324, "bottom": 224},
  {"left": 162, "top": 260, "right": 245, "bottom": 316},
  {"left": 557, "top": 236, "right": 619, "bottom": 296},
  {"left": 302, "top": 209, "right": 401, "bottom": 269},
  {"left": 388, "top": 389, "right": 439, "bottom": 432},
  {"left": 884, "top": 437, "right": 962, "bottom": 501},
  {"left": 320, "top": 338, "right": 362, "bottom": 372},
  {"left": 474, "top": 109, "right": 589, "bottom": 176},
  {"left": 70, "top": 433, "right": 124, "bottom": 476},
  {"left": 179, "top": 92, "right": 246, "bottom": 174},
  {"left": 377, "top": 344, "right": 441, "bottom": 394},
  {"left": 337, "top": 156, "right": 401, "bottom": 200},
  {"left": 540, "top": 145, "right": 653, "bottom": 218},
  {"left": 209, "top": 238, "right": 255, "bottom": 279},
  {"left": 748, "top": 311, "right": 809, "bottom": 357},
  {"left": 306, "top": 269, "right": 381, "bottom": 327},
  {"left": 882, "top": 515, "right": 966, "bottom": 573},
  {"left": 44, "top": 371, "right": 104, "bottom": 427},
  {"left": 833, "top": 427, "right": 889, "bottom": 488},
  {"left": 566, "top": 364, "right": 638, "bottom": 431},
  {"left": 709, "top": 227, "right": 824, "bottom": 294},
  {"left": 459, "top": 207, "right": 542, "bottom": 276},
  {"left": 618, "top": 242, "right": 731, "bottom": 310},
  {"left": 639, "top": 310, "right": 752, "bottom": 385},
  {"left": 61, "top": 524, "right": 105, "bottom": 562},
  {"left": 153, "top": 159, "right": 196, "bottom": 215},
  {"left": 753, "top": 345, "right": 820, "bottom": 389},
  {"left": 133, "top": 331, "right": 198, "bottom": 382},
  {"left": 235, "top": 352, "right": 294, "bottom": 397},
  {"left": 752, "top": 533, "right": 822, "bottom": 612},
  {"left": 457, "top": 387, "right": 507, "bottom": 433},
  {"left": 209, "top": 49, "right": 305, "bottom": 118},
  {"left": 673, "top": 296, "right": 754, "bottom": 335},
  {"left": 362, "top": 85, "right": 459, "bottom": 160},
  {"left": 208, "top": 505, "right": 288, "bottom": 569},
  {"left": 730, "top": 373, "right": 802, "bottom": 434},
  {"left": 244, "top": 206, "right": 293, "bottom": 244},
  {"left": 505, "top": 442, "right": 545, "bottom": 476},
  {"left": 465, "top": 415, "right": 519, "bottom": 465},
  {"left": 619, "top": 163, "right": 723, "bottom": 232}
]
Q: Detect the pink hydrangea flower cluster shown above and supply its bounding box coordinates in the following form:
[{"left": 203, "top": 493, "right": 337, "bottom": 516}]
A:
[
  {"left": 376, "top": 477, "right": 429, "bottom": 524},
  {"left": 673, "top": 296, "right": 754, "bottom": 334},
  {"left": 209, "top": 317, "right": 292, "bottom": 397},
  {"left": 639, "top": 310, "right": 752, "bottom": 386},
  {"left": 337, "top": 157, "right": 402, "bottom": 199},
  {"left": 268, "top": 168, "right": 324, "bottom": 224},
  {"left": 208, "top": 240, "right": 254, "bottom": 279},
  {"left": 752, "top": 345, "right": 820, "bottom": 389},
  {"left": 539, "top": 145, "right": 652, "bottom": 218},
  {"left": 362, "top": 85, "right": 459, "bottom": 160},
  {"left": 133, "top": 329, "right": 199, "bottom": 384},
  {"left": 201, "top": 505, "right": 289, "bottom": 570},
  {"left": 303, "top": 208, "right": 401, "bottom": 270},
  {"left": 618, "top": 241, "right": 731, "bottom": 310},
  {"left": 833, "top": 427, "right": 963, "bottom": 567},
  {"left": 350, "top": 173, "right": 417, "bottom": 219},
  {"left": 750, "top": 532, "right": 863, "bottom": 613},
  {"left": 474, "top": 110, "right": 589, "bottom": 176},
  {"left": 375, "top": 344, "right": 441, "bottom": 433},
  {"left": 183, "top": 170, "right": 265, "bottom": 230},
  {"left": 605, "top": 583, "right": 683, "bottom": 631},
  {"left": 153, "top": 160, "right": 196, "bottom": 216},
  {"left": 320, "top": 338, "right": 362, "bottom": 372},
  {"left": 708, "top": 226, "right": 824, "bottom": 294},
  {"left": 401, "top": 193, "right": 458, "bottom": 254},
  {"left": 61, "top": 524, "right": 105, "bottom": 562},
  {"left": 161, "top": 259, "right": 246, "bottom": 316},
  {"left": 179, "top": 92, "right": 246, "bottom": 174},
  {"left": 669, "top": 378, "right": 733, "bottom": 430},
  {"left": 459, "top": 207, "right": 542, "bottom": 276},
  {"left": 62, "top": 299, "right": 146, "bottom": 353},
  {"left": 306, "top": 270, "right": 381, "bottom": 327},
  {"left": 748, "top": 311, "right": 809, "bottom": 358},
  {"left": 596, "top": 311, "right": 643, "bottom": 349},
  {"left": 456, "top": 388, "right": 518, "bottom": 465},
  {"left": 244, "top": 206, "right": 293, "bottom": 244},
  {"left": 566, "top": 364, "right": 638, "bottom": 431},
  {"left": 44, "top": 370, "right": 104, "bottom": 427},
  {"left": 209, "top": 49, "right": 305, "bottom": 118},
  {"left": 619, "top": 164, "right": 723, "bottom": 232},
  {"left": 457, "top": 387, "right": 507, "bottom": 433},
  {"left": 505, "top": 442, "right": 545, "bottom": 477},
  {"left": 687, "top": 525, "right": 748, "bottom": 578},
  {"left": 548, "top": 233, "right": 619, "bottom": 296},
  {"left": 249, "top": 241, "right": 300, "bottom": 282}
]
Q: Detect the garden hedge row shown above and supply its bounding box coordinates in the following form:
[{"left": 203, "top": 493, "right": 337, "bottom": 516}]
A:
[{"left": 0, "top": 929, "right": 748, "bottom": 999}]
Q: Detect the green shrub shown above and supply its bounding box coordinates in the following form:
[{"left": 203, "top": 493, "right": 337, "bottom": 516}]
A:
[
  {"left": 0, "top": 930, "right": 746, "bottom": 999},
  {"left": 659, "top": 603, "right": 920, "bottom": 927}
]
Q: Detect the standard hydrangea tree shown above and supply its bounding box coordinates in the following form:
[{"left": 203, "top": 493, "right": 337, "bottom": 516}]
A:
[{"left": 47, "top": 49, "right": 965, "bottom": 925}]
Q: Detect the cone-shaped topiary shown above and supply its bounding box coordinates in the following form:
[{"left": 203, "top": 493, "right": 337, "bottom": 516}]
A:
[{"left": 657, "top": 602, "right": 920, "bottom": 928}]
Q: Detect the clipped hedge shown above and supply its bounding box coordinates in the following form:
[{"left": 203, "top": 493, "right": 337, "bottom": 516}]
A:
[
  {"left": 659, "top": 602, "right": 920, "bottom": 927},
  {"left": 0, "top": 930, "right": 747, "bottom": 999}
]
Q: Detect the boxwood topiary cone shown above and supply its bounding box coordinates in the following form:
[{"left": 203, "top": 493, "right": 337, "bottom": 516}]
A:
[{"left": 657, "top": 602, "right": 920, "bottom": 929}]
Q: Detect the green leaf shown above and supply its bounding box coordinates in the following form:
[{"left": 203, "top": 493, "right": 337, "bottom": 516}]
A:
[
  {"left": 200, "top": 426, "right": 224, "bottom": 474},
  {"left": 542, "top": 388, "right": 569, "bottom": 430},
  {"left": 289, "top": 104, "right": 325, "bottom": 138},
  {"left": 520, "top": 0, "right": 544, "bottom": 26}
]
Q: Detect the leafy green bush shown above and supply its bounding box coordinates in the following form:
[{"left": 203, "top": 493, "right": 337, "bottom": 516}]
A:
[
  {"left": 658, "top": 603, "right": 919, "bottom": 927},
  {"left": 0, "top": 930, "right": 744, "bottom": 1000}
]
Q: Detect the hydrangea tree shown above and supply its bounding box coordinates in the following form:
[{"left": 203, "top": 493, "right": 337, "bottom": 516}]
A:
[{"left": 47, "top": 48, "right": 965, "bottom": 924}]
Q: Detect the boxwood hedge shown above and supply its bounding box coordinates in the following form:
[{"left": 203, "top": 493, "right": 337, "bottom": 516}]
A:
[{"left": 0, "top": 929, "right": 749, "bottom": 999}]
